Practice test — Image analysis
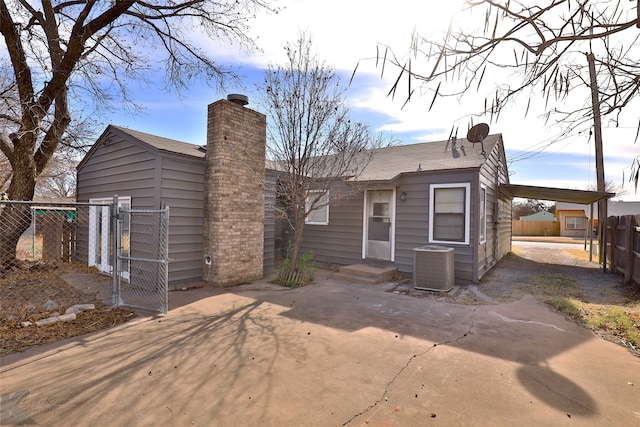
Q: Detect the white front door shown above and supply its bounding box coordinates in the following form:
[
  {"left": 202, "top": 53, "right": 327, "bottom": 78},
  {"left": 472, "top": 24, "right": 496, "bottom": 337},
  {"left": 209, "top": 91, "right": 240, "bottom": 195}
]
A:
[
  {"left": 364, "top": 190, "right": 395, "bottom": 261},
  {"left": 88, "top": 197, "right": 130, "bottom": 278}
]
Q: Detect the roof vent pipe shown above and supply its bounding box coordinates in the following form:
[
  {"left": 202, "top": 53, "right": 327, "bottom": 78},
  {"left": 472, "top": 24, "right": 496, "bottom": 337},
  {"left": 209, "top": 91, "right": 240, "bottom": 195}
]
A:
[{"left": 227, "top": 94, "right": 249, "bottom": 106}]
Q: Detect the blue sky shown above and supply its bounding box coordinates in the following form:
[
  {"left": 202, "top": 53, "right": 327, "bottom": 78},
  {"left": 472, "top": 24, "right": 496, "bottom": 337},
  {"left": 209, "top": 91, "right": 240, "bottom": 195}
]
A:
[{"left": 106, "top": 0, "right": 640, "bottom": 202}]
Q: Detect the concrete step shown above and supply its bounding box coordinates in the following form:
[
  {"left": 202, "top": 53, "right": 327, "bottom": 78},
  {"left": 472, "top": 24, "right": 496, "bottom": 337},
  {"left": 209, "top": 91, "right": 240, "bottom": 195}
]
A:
[{"left": 332, "top": 264, "right": 397, "bottom": 285}]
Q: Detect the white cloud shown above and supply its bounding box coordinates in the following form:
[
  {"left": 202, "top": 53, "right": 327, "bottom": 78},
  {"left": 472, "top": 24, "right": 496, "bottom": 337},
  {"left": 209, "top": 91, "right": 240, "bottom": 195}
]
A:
[
  {"left": 157, "top": 0, "right": 640, "bottom": 201},
  {"left": 211, "top": 0, "right": 466, "bottom": 69}
]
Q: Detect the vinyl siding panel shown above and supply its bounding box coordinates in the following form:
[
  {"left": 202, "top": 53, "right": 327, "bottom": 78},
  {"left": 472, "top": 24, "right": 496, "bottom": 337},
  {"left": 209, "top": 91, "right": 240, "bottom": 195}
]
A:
[
  {"left": 78, "top": 157, "right": 156, "bottom": 179},
  {"left": 77, "top": 138, "right": 156, "bottom": 205},
  {"left": 159, "top": 155, "right": 205, "bottom": 286},
  {"left": 393, "top": 174, "right": 429, "bottom": 275},
  {"left": 394, "top": 171, "right": 478, "bottom": 284},
  {"left": 476, "top": 135, "right": 511, "bottom": 281},
  {"left": 77, "top": 129, "right": 207, "bottom": 286},
  {"left": 299, "top": 192, "right": 365, "bottom": 266},
  {"left": 78, "top": 144, "right": 154, "bottom": 172}
]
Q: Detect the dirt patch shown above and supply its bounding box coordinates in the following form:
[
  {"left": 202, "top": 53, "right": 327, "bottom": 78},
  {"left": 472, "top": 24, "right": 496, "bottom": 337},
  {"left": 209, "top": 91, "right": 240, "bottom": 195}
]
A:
[
  {"left": 478, "top": 244, "right": 638, "bottom": 303},
  {"left": 0, "top": 261, "right": 135, "bottom": 356}
]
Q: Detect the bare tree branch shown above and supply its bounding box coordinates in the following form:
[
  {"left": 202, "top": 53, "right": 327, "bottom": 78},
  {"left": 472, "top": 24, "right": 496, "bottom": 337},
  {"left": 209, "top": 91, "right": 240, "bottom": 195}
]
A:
[
  {"left": 370, "top": 0, "right": 640, "bottom": 189},
  {"left": 259, "top": 32, "right": 388, "bottom": 273},
  {"left": 0, "top": 0, "right": 279, "bottom": 198}
]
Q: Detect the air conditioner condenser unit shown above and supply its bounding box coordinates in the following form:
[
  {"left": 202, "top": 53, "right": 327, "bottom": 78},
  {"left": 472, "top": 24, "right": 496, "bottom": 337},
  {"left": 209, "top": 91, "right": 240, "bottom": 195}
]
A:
[{"left": 413, "top": 245, "right": 455, "bottom": 291}]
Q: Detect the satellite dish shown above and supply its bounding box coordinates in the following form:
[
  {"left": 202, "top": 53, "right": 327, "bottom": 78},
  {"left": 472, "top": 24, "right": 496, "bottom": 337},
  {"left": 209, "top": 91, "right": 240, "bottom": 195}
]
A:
[
  {"left": 467, "top": 123, "right": 489, "bottom": 143},
  {"left": 466, "top": 123, "right": 490, "bottom": 155}
]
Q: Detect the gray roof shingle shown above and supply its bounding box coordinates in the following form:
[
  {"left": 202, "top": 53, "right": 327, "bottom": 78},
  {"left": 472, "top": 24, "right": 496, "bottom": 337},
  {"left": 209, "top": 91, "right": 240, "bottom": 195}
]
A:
[
  {"left": 356, "top": 134, "right": 501, "bottom": 181},
  {"left": 110, "top": 126, "right": 500, "bottom": 181},
  {"left": 112, "top": 126, "right": 205, "bottom": 159}
]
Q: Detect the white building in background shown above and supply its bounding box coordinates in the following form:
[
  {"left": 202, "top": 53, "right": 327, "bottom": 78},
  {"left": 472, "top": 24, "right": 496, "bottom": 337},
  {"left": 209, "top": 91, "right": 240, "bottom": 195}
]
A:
[{"left": 555, "top": 201, "right": 639, "bottom": 238}]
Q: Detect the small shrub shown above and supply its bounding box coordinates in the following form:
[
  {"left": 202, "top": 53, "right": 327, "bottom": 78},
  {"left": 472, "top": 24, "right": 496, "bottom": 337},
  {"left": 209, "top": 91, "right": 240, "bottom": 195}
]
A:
[{"left": 275, "top": 252, "right": 317, "bottom": 288}]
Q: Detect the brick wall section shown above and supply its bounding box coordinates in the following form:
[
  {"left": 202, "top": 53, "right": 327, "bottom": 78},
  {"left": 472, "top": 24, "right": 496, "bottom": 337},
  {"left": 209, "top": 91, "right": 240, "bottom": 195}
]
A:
[{"left": 203, "top": 99, "right": 266, "bottom": 286}]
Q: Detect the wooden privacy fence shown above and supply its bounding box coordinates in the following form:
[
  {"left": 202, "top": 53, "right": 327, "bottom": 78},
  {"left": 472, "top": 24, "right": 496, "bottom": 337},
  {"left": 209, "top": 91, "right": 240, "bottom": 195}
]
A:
[
  {"left": 606, "top": 214, "right": 640, "bottom": 288},
  {"left": 512, "top": 220, "right": 560, "bottom": 236}
]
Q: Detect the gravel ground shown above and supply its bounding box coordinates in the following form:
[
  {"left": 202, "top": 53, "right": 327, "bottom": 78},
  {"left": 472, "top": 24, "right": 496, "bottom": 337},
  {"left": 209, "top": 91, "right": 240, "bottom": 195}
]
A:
[
  {"left": 387, "top": 240, "right": 634, "bottom": 304},
  {"left": 480, "top": 240, "right": 634, "bottom": 304}
]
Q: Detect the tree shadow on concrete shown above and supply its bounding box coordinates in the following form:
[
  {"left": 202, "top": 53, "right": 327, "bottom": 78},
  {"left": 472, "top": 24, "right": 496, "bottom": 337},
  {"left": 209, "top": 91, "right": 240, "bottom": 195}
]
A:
[{"left": 0, "top": 295, "right": 303, "bottom": 425}]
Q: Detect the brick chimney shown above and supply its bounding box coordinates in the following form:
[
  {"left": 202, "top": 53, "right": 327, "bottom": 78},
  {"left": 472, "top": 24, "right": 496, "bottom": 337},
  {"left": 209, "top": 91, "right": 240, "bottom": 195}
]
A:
[{"left": 202, "top": 95, "right": 266, "bottom": 286}]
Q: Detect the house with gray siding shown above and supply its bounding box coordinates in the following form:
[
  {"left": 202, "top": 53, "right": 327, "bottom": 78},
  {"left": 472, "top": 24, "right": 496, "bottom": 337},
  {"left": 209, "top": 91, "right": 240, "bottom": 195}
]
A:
[
  {"left": 297, "top": 134, "right": 512, "bottom": 284},
  {"left": 77, "top": 97, "right": 512, "bottom": 287},
  {"left": 76, "top": 126, "right": 208, "bottom": 286},
  {"left": 77, "top": 98, "right": 273, "bottom": 288}
]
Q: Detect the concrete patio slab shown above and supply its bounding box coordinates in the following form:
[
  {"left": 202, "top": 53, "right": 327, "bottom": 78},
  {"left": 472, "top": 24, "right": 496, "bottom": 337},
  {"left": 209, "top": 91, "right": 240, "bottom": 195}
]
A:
[{"left": 1, "top": 276, "right": 639, "bottom": 426}]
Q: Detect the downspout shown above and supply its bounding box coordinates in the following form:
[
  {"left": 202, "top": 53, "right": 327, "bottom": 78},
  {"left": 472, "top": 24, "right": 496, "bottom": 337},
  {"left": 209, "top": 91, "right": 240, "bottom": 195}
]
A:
[
  {"left": 602, "top": 202, "right": 608, "bottom": 273},
  {"left": 493, "top": 159, "right": 501, "bottom": 266}
]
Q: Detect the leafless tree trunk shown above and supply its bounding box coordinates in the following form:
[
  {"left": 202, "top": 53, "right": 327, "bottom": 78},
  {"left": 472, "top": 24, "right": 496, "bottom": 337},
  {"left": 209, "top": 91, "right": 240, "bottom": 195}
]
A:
[
  {"left": 0, "top": 0, "right": 278, "bottom": 264},
  {"left": 261, "top": 32, "right": 387, "bottom": 275}
]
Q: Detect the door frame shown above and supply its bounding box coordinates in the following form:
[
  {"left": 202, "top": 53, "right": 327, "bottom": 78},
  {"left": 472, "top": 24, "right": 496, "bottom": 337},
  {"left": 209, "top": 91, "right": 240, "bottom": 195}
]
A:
[
  {"left": 362, "top": 188, "right": 396, "bottom": 262},
  {"left": 88, "top": 196, "right": 131, "bottom": 279}
]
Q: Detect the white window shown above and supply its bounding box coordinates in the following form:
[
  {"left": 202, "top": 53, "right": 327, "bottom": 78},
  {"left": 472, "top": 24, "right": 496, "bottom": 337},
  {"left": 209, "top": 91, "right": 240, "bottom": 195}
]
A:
[
  {"left": 566, "top": 216, "right": 586, "bottom": 230},
  {"left": 429, "top": 183, "right": 470, "bottom": 245},
  {"left": 305, "top": 191, "right": 329, "bottom": 225},
  {"left": 479, "top": 186, "right": 487, "bottom": 243}
]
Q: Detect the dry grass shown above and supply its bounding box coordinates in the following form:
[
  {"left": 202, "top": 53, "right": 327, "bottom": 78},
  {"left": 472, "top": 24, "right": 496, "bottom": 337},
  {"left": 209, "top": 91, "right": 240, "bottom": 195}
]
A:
[
  {"left": 526, "top": 274, "right": 582, "bottom": 298},
  {"left": 548, "top": 295, "right": 640, "bottom": 352},
  {"left": 0, "top": 261, "right": 135, "bottom": 356}
]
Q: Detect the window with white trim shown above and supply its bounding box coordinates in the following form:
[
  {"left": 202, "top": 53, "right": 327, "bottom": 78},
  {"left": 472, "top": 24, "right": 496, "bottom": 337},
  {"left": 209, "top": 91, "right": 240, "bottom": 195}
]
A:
[
  {"left": 566, "top": 216, "right": 586, "bottom": 230},
  {"left": 429, "top": 183, "right": 470, "bottom": 244},
  {"left": 305, "top": 191, "right": 329, "bottom": 225},
  {"left": 479, "top": 186, "right": 487, "bottom": 243}
]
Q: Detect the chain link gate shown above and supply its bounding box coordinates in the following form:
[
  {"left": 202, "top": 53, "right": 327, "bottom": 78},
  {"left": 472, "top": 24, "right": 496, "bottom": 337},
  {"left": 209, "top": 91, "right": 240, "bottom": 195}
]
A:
[
  {"left": 1, "top": 197, "right": 170, "bottom": 313},
  {"left": 111, "top": 198, "right": 170, "bottom": 314}
]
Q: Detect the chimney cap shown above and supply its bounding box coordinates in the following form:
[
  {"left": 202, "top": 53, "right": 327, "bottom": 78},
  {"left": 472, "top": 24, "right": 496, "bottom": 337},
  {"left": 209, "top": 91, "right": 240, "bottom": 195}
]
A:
[{"left": 227, "top": 94, "right": 249, "bottom": 106}]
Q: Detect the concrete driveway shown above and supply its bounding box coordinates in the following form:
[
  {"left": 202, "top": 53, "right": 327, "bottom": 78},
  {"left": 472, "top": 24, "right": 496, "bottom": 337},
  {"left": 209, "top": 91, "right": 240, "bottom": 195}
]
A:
[{"left": 1, "top": 254, "right": 639, "bottom": 426}]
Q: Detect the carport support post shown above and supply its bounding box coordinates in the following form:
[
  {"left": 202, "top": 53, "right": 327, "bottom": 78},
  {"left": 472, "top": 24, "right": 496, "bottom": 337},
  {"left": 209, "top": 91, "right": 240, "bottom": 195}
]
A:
[
  {"left": 587, "top": 52, "right": 606, "bottom": 264},
  {"left": 588, "top": 203, "right": 594, "bottom": 263}
]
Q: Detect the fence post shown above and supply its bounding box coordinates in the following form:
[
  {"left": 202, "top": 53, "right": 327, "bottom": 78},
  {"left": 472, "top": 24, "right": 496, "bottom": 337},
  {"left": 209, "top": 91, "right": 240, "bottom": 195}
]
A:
[
  {"left": 634, "top": 216, "right": 640, "bottom": 289},
  {"left": 599, "top": 209, "right": 605, "bottom": 271},
  {"left": 30, "top": 207, "right": 36, "bottom": 258},
  {"left": 111, "top": 195, "right": 120, "bottom": 307},
  {"left": 625, "top": 215, "right": 634, "bottom": 284},
  {"left": 609, "top": 216, "right": 618, "bottom": 273},
  {"left": 162, "top": 206, "right": 170, "bottom": 312}
]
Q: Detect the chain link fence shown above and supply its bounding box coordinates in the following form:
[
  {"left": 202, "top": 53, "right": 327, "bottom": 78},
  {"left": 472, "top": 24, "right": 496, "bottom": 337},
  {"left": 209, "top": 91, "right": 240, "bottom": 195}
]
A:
[
  {"left": 113, "top": 206, "right": 170, "bottom": 313},
  {"left": 0, "top": 199, "right": 169, "bottom": 313},
  {"left": 0, "top": 200, "right": 97, "bottom": 267}
]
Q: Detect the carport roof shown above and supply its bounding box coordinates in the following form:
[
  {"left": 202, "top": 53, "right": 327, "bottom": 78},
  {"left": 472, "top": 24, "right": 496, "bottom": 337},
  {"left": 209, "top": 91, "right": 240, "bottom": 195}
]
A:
[{"left": 500, "top": 183, "right": 614, "bottom": 205}]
